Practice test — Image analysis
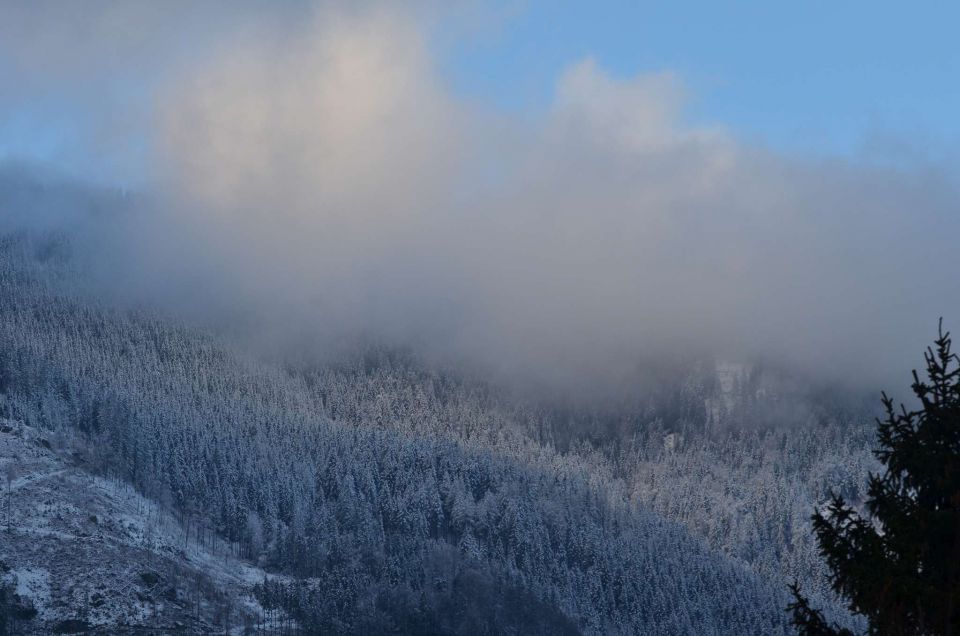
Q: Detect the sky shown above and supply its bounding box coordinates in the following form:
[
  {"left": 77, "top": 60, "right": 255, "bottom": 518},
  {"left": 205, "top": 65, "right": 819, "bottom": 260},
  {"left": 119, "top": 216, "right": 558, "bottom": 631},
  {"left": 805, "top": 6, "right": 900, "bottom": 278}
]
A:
[
  {"left": 3, "top": 0, "right": 959, "bottom": 182},
  {"left": 442, "top": 1, "right": 960, "bottom": 156},
  {"left": 0, "top": 1, "right": 958, "bottom": 398}
]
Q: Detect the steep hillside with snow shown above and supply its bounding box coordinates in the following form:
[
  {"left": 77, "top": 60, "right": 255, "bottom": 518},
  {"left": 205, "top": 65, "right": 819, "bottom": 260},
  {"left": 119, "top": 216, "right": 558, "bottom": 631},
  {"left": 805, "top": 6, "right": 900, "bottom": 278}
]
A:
[
  {"left": 0, "top": 231, "right": 871, "bottom": 633},
  {"left": 0, "top": 421, "right": 284, "bottom": 634}
]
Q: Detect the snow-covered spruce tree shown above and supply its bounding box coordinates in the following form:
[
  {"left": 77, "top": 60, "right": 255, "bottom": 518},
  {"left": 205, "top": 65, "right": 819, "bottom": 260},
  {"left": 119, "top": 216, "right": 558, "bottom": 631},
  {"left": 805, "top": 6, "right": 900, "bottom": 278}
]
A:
[{"left": 789, "top": 320, "right": 960, "bottom": 635}]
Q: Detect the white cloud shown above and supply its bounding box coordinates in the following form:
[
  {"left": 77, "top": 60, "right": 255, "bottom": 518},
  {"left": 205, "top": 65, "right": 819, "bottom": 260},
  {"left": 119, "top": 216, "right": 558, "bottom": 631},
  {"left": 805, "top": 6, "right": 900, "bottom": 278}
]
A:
[{"left": 2, "top": 3, "right": 958, "bottom": 396}]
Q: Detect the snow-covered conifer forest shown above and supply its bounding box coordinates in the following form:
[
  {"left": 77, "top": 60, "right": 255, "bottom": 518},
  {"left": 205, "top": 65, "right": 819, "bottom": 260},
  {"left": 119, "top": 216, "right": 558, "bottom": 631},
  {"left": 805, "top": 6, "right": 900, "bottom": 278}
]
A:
[
  {"left": 5, "top": 5, "right": 956, "bottom": 633},
  {"left": 0, "top": 228, "right": 876, "bottom": 633}
]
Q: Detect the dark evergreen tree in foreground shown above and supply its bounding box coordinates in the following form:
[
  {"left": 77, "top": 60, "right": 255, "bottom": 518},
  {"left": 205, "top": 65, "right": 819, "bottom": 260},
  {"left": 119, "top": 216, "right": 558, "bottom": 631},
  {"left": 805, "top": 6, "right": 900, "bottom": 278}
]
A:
[{"left": 790, "top": 320, "right": 960, "bottom": 635}]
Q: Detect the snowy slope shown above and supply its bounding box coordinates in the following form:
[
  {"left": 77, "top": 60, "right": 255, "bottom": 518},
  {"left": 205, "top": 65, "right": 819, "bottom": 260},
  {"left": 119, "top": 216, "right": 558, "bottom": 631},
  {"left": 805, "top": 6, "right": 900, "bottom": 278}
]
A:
[{"left": 0, "top": 420, "right": 284, "bottom": 634}]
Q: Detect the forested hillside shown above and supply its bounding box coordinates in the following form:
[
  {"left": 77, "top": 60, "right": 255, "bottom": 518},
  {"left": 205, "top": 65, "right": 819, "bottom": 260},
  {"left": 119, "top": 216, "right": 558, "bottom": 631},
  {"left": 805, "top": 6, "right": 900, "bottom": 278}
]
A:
[{"left": 0, "top": 231, "right": 871, "bottom": 633}]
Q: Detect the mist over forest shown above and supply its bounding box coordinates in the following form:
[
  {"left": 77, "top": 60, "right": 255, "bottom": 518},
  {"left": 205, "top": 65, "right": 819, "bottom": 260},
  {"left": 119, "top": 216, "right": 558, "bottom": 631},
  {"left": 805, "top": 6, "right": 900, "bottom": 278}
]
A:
[
  {"left": 2, "top": 3, "right": 958, "bottom": 395},
  {"left": 0, "top": 2, "right": 957, "bottom": 634}
]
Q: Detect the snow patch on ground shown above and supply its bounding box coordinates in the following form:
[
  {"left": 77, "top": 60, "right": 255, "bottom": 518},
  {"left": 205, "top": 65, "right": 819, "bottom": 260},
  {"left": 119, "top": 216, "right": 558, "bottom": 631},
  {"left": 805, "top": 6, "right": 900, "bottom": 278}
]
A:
[{"left": 12, "top": 567, "right": 51, "bottom": 619}]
